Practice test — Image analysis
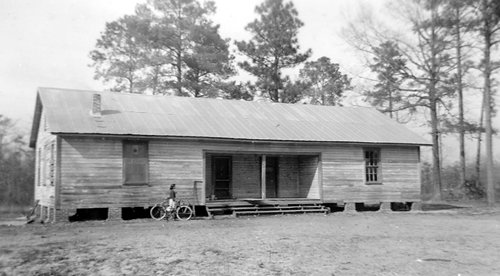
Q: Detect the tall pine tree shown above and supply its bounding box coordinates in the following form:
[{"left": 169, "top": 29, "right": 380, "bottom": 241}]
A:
[
  {"left": 299, "top": 56, "right": 352, "bottom": 106},
  {"left": 365, "top": 41, "right": 407, "bottom": 119},
  {"left": 236, "top": 0, "right": 311, "bottom": 102},
  {"left": 90, "top": 0, "right": 234, "bottom": 96}
]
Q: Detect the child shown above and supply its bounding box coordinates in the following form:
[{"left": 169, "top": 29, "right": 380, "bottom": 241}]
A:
[{"left": 168, "top": 184, "right": 177, "bottom": 211}]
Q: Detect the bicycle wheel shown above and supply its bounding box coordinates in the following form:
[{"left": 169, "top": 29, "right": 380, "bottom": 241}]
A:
[
  {"left": 176, "top": 205, "right": 193, "bottom": 221},
  {"left": 150, "top": 204, "right": 167, "bottom": 220}
]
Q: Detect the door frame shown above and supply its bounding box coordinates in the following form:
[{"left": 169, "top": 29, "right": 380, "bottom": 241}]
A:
[
  {"left": 264, "top": 156, "right": 279, "bottom": 198},
  {"left": 211, "top": 155, "right": 232, "bottom": 199}
]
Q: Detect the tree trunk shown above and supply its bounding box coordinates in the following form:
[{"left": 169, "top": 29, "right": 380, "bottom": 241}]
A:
[
  {"left": 429, "top": 2, "right": 442, "bottom": 201},
  {"left": 455, "top": 6, "right": 466, "bottom": 191},
  {"left": 389, "top": 89, "right": 393, "bottom": 119},
  {"left": 152, "top": 65, "right": 160, "bottom": 95},
  {"left": 127, "top": 67, "right": 134, "bottom": 94},
  {"left": 271, "top": 55, "right": 280, "bottom": 102},
  {"left": 430, "top": 103, "right": 442, "bottom": 200},
  {"left": 482, "top": 0, "right": 495, "bottom": 205},
  {"left": 176, "top": 50, "right": 183, "bottom": 96},
  {"left": 475, "top": 97, "right": 484, "bottom": 184},
  {"left": 175, "top": 4, "right": 183, "bottom": 96}
]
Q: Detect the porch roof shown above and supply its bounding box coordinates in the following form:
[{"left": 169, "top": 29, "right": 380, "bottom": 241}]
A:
[{"left": 30, "top": 87, "right": 430, "bottom": 147}]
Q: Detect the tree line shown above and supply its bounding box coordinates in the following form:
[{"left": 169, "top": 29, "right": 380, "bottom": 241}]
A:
[
  {"left": 344, "top": 0, "right": 499, "bottom": 203},
  {"left": 0, "top": 115, "right": 34, "bottom": 209},
  {"left": 89, "top": 0, "right": 352, "bottom": 105}
]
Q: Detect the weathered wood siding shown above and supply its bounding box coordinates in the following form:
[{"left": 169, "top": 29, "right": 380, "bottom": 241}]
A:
[
  {"left": 278, "top": 156, "right": 299, "bottom": 198},
  {"left": 322, "top": 146, "right": 420, "bottom": 202},
  {"left": 232, "top": 154, "right": 260, "bottom": 198},
  {"left": 59, "top": 138, "right": 203, "bottom": 209},
  {"left": 298, "top": 156, "right": 320, "bottom": 199},
  {"left": 149, "top": 140, "right": 203, "bottom": 205},
  {"left": 57, "top": 136, "right": 421, "bottom": 209},
  {"left": 60, "top": 138, "right": 122, "bottom": 208},
  {"left": 34, "top": 110, "right": 57, "bottom": 208},
  {"left": 205, "top": 153, "right": 212, "bottom": 198}
]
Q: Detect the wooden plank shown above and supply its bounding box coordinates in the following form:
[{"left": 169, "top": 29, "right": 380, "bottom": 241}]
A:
[
  {"left": 278, "top": 155, "right": 299, "bottom": 198},
  {"left": 319, "top": 154, "right": 323, "bottom": 201},
  {"left": 55, "top": 136, "right": 61, "bottom": 208},
  {"left": 232, "top": 154, "right": 260, "bottom": 198},
  {"left": 261, "top": 155, "right": 266, "bottom": 199},
  {"left": 298, "top": 155, "right": 320, "bottom": 199},
  {"left": 201, "top": 153, "right": 206, "bottom": 205}
]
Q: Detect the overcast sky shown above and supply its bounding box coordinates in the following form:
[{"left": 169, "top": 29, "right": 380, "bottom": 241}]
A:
[
  {"left": 0, "top": 0, "right": 384, "bottom": 127},
  {"left": 0, "top": 0, "right": 498, "bottom": 163}
]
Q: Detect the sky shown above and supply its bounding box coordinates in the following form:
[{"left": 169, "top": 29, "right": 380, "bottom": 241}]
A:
[
  {"left": 0, "top": 0, "right": 498, "bottom": 163},
  {"left": 0, "top": 0, "right": 377, "bottom": 127}
]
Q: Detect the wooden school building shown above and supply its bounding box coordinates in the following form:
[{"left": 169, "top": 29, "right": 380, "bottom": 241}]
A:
[{"left": 29, "top": 87, "right": 430, "bottom": 222}]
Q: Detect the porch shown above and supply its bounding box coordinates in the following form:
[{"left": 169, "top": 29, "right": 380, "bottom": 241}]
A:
[{"left": 203, "top": 152, "right": 323, "bottom": 212}]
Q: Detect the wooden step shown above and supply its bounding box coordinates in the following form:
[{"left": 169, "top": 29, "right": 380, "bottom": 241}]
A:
[
  {"left": 234, "top": 208, "right": 328, "bottom": 217},
  {"left": 231, "top": 205, "right": 323, "bottom": 211},
  {"left": 208, "top": 207, "right": 321, "bottom": 213},
  {"left": 206, "top": 203, "right": 330, "bottom": 218}
]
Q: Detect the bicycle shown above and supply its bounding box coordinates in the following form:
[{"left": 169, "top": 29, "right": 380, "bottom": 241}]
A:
[{"left": 150, "top": 199, "right": 194, "bottom": 221}]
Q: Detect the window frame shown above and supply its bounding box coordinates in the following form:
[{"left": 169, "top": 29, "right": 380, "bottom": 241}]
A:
[
  {"left": 364, "top": 148, "right": 382, "bottom": 185},
  {"left": 48, "top": 142, "right": 55, "bottom": 186},
  {"left": 122, "top": 140, "right": 150, "bottom": 186},
  {"left": 43, "top": 142, "right": 54, "bottom": 186},
  {"left": 37, "top": 148, "right": 42, "bottom": 186}
]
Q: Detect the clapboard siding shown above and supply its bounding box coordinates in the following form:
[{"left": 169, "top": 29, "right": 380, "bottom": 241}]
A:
[
  {"left": 34, "top": 110, "right": 57, "bottom": 208},
  {"left": 299, "top": 156, "right": 320, "bottom": 198},
  {"left": 205, "top": 154, "right": 212, "bottom": 197},
  {"left": 232, "top": 154, "right": 260, "bottom": 198},
  {"left": 278, "top": 156, "right": 299, "bottom": 198},
  {"left": 322, "top": 146, "right": 420, "bottom": 202},
  {"left": 58, "top": 136, "right": 421, "bottom": 209},
  {"left": 59, "top": 138, "right": 204, "bottom": 209},
  {"left": 60, "top": 138, "right": 124, "bottom": 208}
]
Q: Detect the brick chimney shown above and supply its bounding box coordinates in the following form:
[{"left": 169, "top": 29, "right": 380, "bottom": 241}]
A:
[{"left": 91, "top": 93, "right": 101, "bottom": 117}]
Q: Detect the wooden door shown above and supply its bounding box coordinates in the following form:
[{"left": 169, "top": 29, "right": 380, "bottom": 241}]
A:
[
  {"left": 213, "top": 156, "right": 232, "bottom": 199},
  {"left": 266, "top": 157, "right": 279, "bottom": 198}
]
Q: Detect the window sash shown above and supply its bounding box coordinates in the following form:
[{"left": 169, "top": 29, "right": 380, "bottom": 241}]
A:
[
  {"left": 37, "top": 149, "right": 42, "bottom": 186},
  {"left": 43, "top": 142, "right": 55, "bottom": 186},
  {"left": 364, "top": 149, "right": 381, "bottom": 184},
  {"left": 123, "top": 141, "right": 149, "bottom": 185}
]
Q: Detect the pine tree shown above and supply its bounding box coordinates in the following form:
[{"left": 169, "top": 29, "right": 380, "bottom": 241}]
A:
[
  {"left": 90, "top": 0, "right": 234, "bottom": 97},
  {"left": 236, "top": 0, "right": 311, "bottom": 102},
  {"left": 365, "top": 41, "right": 407, "bottom": 119},
  {"left": 299, "top": 57, "right": 352, "bottom": 106}
]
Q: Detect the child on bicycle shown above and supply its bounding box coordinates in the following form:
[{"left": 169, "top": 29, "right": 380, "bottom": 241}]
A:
[{"left": 167, "top": 184, "right": 177, "bottom": 211}]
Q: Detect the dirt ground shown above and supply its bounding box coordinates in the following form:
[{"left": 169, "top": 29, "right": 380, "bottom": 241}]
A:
[{"left": 1, "top": 206, "right": 500, "bottom": 276}]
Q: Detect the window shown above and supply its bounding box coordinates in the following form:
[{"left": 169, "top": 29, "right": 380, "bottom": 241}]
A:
[
  {"left": 44, "top": 142, "right": 55, "bottom": 186},
  {"left": 49, "top": 142, "right": 55, "bottom": 186},
  {"left": 364, "top": 149, "right": 381, "bottom": 184},
  {"left": 42, "top": 113, "right": 48, "bottom": 131},
  {"left": 37, "top": 149, "right": 41, "bottom": 186},
  {"left": 123, "top": 141, "right": 149, "bottom": 185}
]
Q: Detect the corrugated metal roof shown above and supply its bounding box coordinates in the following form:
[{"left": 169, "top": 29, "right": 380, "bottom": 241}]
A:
[{"left": 31, "top": 87, "right": 430, "bottom": 146}]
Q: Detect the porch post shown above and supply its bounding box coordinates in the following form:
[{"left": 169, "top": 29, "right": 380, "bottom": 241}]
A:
[{"left": 261, "top": 155, "right": 266, "bottom": 199}]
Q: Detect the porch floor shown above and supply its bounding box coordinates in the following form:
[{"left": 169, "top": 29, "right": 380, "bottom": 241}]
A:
[{"left": 205, "top": 198, "right": 322, "bottom": 207}]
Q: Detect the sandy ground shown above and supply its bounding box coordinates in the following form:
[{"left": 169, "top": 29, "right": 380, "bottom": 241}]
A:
[{"left": 1, "top": 207, "right": 500, "bottom": 276}]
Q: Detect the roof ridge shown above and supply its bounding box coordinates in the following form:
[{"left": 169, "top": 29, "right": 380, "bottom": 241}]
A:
[{"left": 38, "top": 86, "right": 376, "bottom": 110}]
